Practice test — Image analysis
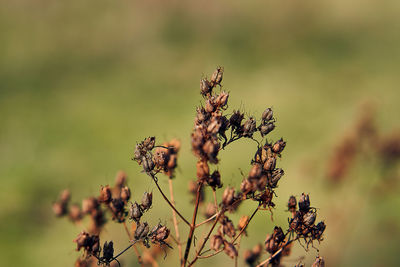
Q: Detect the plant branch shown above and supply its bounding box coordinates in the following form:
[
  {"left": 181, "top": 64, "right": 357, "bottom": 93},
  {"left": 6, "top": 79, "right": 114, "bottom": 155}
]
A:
[
  {"left": 168, "top": 178, "right": 183, "bottom": 265},
  {"left": 122, "top": 221, "right": 144, "bottom": 266},
  {"left": 149, "top": 173, "right": 190, "bottom": 226},
  {"left": 195, "top": 212, "right": 218, "bottom": 228},
  {"left": 197, "top": 248, "right": 223, "bottom": 259},
  {"left": 183, "top": 180, "right": 204, "bottom": 266}
]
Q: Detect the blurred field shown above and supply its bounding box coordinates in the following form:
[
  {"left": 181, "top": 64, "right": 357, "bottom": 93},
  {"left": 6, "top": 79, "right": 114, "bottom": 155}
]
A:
[{"left": 1, "top": 0, "right": 400, "bottom": 266}]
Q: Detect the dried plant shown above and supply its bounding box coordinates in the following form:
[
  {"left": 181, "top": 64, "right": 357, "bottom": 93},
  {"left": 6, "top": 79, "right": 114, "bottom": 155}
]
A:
[{"left": 54, "top": 67, "right": 326, "bottom": 266}]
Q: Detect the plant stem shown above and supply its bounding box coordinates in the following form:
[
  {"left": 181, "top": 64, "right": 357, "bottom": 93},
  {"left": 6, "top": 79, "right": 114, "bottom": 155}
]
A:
[
  {"left": 183, "top": 180, "right": 204, "bottom": 266},
  {"left": 195, "top": 213, "right": 218, "bottom": 228},
  {"left": 149, "top": 173, "right": 190, "bottom": 226},
  {"left": 168, "top": 178, "right": 183, "bottom": 265}
]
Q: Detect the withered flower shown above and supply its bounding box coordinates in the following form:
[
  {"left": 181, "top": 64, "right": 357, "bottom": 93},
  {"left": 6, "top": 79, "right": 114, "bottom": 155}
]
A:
[
  {"left": 149, "top": 224, "right": 170, "bottom": 244},
  {"left": 135, "top": 222, "right": 150, "bottom": 240},
  {"left": 210, "top": 234, "right": 224, "bottom": 251},
  {"left": 223, "top": 241, "right": 238, "bottom": 259},
  {"left": 102, "top": 241, "right": 114, "bottom": 262},
  {"left": 243, "top": 117, "right": 257, "bottom": 137},
  {"left": 200, "top": 79, "right": 212, "bottom": 96},
  {"left": 298, "top": 193, "right": 310, "bottom": 212},
  {"left": 208, "top": 170, "right": 222, "bottom": 189},
  {"left": 120, "top": 186, "right": 131, "bottom": 202},
  {"left": 262, "top": 108, "right": 274, "bottom": 122},
  {"left": 129, "top": 202, "right": 143, "bottom": 222},
  {"left": 210, "top": 66, "right": 224, "bottom": 86},
  {"left": 222, "top": 187, "right": 235, "bottom": 207},
  {"left": 272, "top": 138, "right": 286, "bottom": 154},
  {"left": 288, "top": 195, "right": 297, "bottom": 213},
  {"left": 141, "top": 192, "right": 153, "bottom": 211},
  {"left": 99, "top": 186, "right": 112, "bottom": 204},
  {"left": 73, "top": 231, "right": 100, "bottom": 256}
]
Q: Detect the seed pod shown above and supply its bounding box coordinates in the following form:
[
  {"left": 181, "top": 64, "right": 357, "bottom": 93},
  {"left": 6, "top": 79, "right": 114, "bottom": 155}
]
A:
[
  {"left": 99, "top": 185, "right": 112, "bottom": 204},
  {"left": 69, "top": 204, "right": 82, "bottom": 222},
  {"left": 222, "top": 217, "right": 236, "bottom": 238},
  {"left": 260, "top": 123, "right": 275, "bottom": 137},
  {"left": 141, "top": 192, "right": 153, "bottom": 211},
  {"left": 129, "top": 202, "right": 142, "bottom": 222},
  {"left": 120, "top": 186, "right": 131, "bottom": 202},
  {"left": 312, "top": 256, "right": 325, "bottom": 267},
  {"left": 153, "top": 150, "right": 167, "bottom": 168},
  {"left": 222, "top": 187, "right": 235, "bottom": 207},
  {"left": 229, "top": 110, "right": 244, "bottom": 128},
  {"left": 249, "top": 163, "right": 262, "bottom": 179},
  {"left": 262, "top": 108, "right": 273, "bottom": 121},
  {"left": 243, "top": 117, "right": 257, "bottom": 137},
  {"left": 200, "top": 79, "right": 212, "bottom": 96},
  {"left": 60, "top": 189, "right": 71, "bottom": 204},
  {"left": 211, "top": 67, "right": 224, "bottom": 86},
  {"left": 142, "top": 155, "right": 155, "bottom": 173},
  {"left": 134, "top": 222, "right": 149, "bottom": 240},
  {"left": 52, "top": 201, "right": 66, "bottom": 217},
  {"left": 298, "top": 193, "right": 310, "bottom": 212},
  {"left": 150, "top": 224, "right": 170, "bottom": 243},
  {"left": 102, "top": 241, "right": 114, "bottom": 262},
  {"left": 205, "top": 98, "right": 215, "bottom": 113},
  {"left": 133, "top": 144, "right": 143, "bottom": 161},
  {"left": 208, "top": 170, "right": 222, "bottom": 189},
  {"left": 303, "top": 210, "right": 317, "bottom": 226},
  {"left": 196, "top": 160, "right": 210, "bottom": 180},
  {"left": 263, "top": 157, "right": 276, "bottom": 171},
  {"left": 143, "top": 137, "right": 156, "bottom": 151},
  {"left": 287, "top": 195, "right": 297, "bottom": 212},
  {"left": 223, "top": 241, "right": 238, "bottom": 258},
  {"left": 270, "top": 168, "right": 284, "bottom": 187},
  {"left": 272, "top": 138, "right": 286, "bottom": 154},
  {"left": 210, "top": 234, "right": 224, "bottom": 251},
  {"left": 216, "top": 91, "right": 229, "bottom": 107},
  {"left": 82, "top": 197, "right": 99, "bottom": 214}
]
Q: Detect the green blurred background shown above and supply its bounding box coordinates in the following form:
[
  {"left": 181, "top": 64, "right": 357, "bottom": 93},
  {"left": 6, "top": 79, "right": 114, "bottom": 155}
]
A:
[{"left": 1, "top": 0, "right": 400, "bottom": 266}]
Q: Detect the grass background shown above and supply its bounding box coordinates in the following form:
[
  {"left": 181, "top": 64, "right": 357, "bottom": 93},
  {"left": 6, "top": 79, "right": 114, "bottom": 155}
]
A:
[{"left": 1, "top": 0, "right": 399, "bottom": 266}]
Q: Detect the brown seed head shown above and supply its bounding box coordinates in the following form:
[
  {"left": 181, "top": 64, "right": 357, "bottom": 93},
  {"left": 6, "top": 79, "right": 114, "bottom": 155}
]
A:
[{"left": 99, "top": 186, "right": 112, "bottom": 204}]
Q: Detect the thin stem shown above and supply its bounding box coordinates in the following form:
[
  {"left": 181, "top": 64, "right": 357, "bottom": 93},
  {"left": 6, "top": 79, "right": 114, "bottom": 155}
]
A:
[
  {"left": 168, "top": 178, "right": 183, "bottom": 265},
  {"left": 187, "top": 210, "right": 224, "bottom": 266},
  {"left": 233, "top": 204, "right": 260, "bottom": 243},
  {"left": 195, "top": 213, "right": 218, "bottom": 228},
  {"left": 183, "top": 180, "right": 204, "bottom": 266},
  {"left": 149, "top": 173, "right": 190, "bottom": 226},
  {"left": 255, "top": 239, "right": 295, "bottom": 267},
  {"left": 235, "top": 235, "right": 242, "bottom": 267},
  {"left": 212, "top": 189, "right": 219, "bottom": 212},
  {"left": 197, "top": 248, "right": 223, "bottom": 259}
]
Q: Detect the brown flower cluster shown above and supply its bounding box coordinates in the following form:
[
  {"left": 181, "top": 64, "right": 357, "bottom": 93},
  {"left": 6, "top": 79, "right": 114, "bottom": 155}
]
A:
[{"left": 55, "top": 67, "right": 326, "bottom": 267}]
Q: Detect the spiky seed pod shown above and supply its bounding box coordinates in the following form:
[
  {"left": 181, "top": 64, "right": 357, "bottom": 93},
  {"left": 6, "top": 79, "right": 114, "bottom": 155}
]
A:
[
  {"left": 263, "top": 157, "right": 276, "bottom": 171},
  {"left": 260, "top": 123, "right": 275, "bottom": 137},
  {"left": 129, "top": 202, "right": 142, "bottom": 222},
  {"left": 200, "top": 79, "right": 212, "bottom": 96},
  {"left": 134, "top": 222, "right": 149, "bottom": 240},
  {"left": 303, "top": 210, "right": 317, "bottom": 227}
]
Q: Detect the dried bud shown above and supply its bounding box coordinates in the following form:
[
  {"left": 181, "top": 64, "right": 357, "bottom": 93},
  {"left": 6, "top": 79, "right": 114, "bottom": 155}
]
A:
[
  {"left": 60, "top": 189, "right": 71, "bottom": 203},
  {"left": 210, "top": 67, "right": 224, "bottom": 86},
  {"left": 210, "top": 234, "right": 224, "bottom": 251},
  {"left": 238, "top": 215, "right": 249, "bottom": 231},
  {"left": 204, "top": 203, "right": 217, "bottom": 218},
  {"left": 135, "top": 222, "right": 149, "bottom": 240},
  {"left": 143, "top": 137, "right": 156, "bottom": 151},
  {"left": 270, "top": 168, "right": 284, "bottom": 187},
  {"left": 129, "top": 202, "right": 143, "bottom": 222},
  {"left": 82, "top": 197, "right": 99, "bottom": 214},
  {"left": 312, "top": 256, "right": 325, "bottom": 267},
  {"left": 102, "top": 241, "right": 114, "bottom": 262},
  {"left": 222, "top": 187, "right": 235, "bottom": 207},
  {"left": 196, "top": 160, "right": 210, "bottom": 180},
  {"left": 205, "top": 98, "right": 216, "bottom": 113},
  {"left": 240, "top": 178, "right": 256, "bottom": 195},
  {"left": 243, "top": 117, "right": 257, "bottom": 137},
  {"left": 110, "top": 198, "right": 125, "bottom": 222},
  {"left": 272, "top": 138, "right": 286, "bottom": 154},
  {"left": 141, "top": 192, "right": 153, "bottom": 211},
  {"left": 229, "top": 110, "right": 244, "bottom": 128},
  {"left": 99, "top": 186, "right": 112, "bottom": 204},
  {"left": 120, "top": 186, "right": 131, "bottom": 202},
  {"left": 249, "top": 163, "right": 262, "bottom": 179},
  {"left": 115, "top": 171, "right": 127, "bottom": 187},
  {"left": 298, "top": 193, "right": 310, "bottom": 212},
  {"left": 208, "top": 170, "right": 222, "bottom": 189},
  {"left": 150, "top": 224, "right": 170, "bottom": 243},
  {"left": 260, "top": 123, "right": 275, "bottom": 137},
  {"left": 69, "top": 204, "right": 82, "bottom": 222},
  {"left": 73, "top": 231, "right": 100, "bottom": 256},
  {"left": 288, "top": 195, "right": 297, "bottom": 212},
  {"left": 303, "top": 210, "right": 317, "bottom": 227},
  {"left": 216, "top": 91, "right": 229, "bottom": 107},
  {"left": 53, "top": 201, "right": 67, "bottom": 217},
  {"left": 262, "top": 108, "right": 274, "bottom": 121},
  {"left": 200, "top": 79, "right": 212, "bottom": 96},
  {"left": 263, "top": 157, "right": 276, "bottom": 171},
  {"left": 142, "top": 155, "right": 155, "bottom": 173},
  {"left": 221, "top": 217, "right": 236, "bottom": 238},
  {"left": 223, "top": 241, "right": 238, "bottom": 258}
]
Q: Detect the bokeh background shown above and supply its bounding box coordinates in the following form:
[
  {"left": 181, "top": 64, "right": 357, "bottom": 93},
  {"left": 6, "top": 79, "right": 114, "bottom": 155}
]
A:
[{"left": 1, "top": 0, "right": 399, "bottom": 266}]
